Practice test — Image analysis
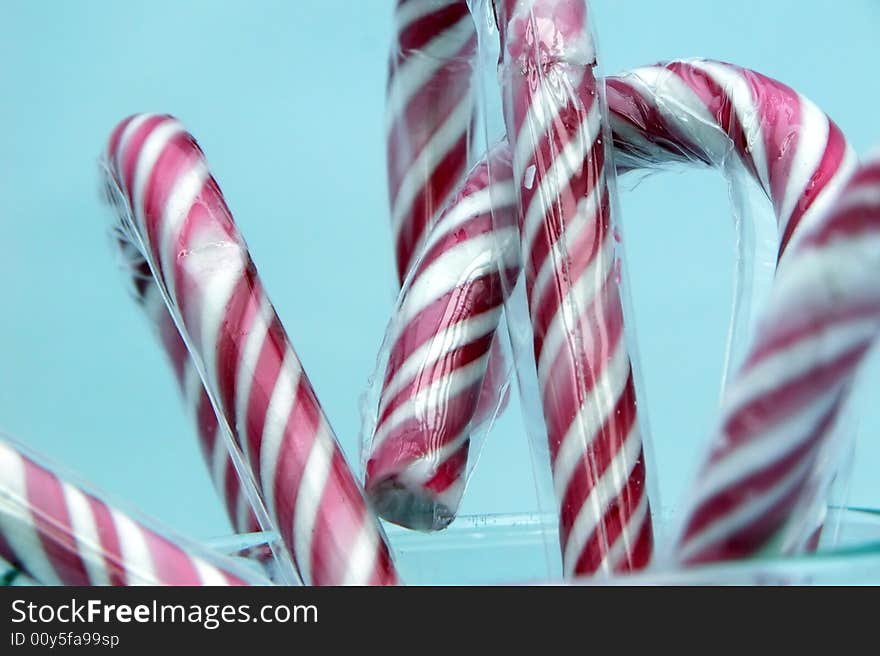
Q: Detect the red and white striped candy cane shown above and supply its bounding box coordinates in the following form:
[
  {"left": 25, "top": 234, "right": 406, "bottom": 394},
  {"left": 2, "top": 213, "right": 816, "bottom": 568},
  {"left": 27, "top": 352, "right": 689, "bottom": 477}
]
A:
[
  {"left": 673, "top": 162, "right": 876, "bottom": 563},
  {"left": 387, "top": 0, "right": 478, "bottom": 282},
  {"left": 365, "top": 143, "right": 519, "bottom": 529},
  {"left": 606, "top": 61, "right": 856, "bottom": 562},
  {"left": 104, "top": 114, "right": 398, "bottom": 586},
  {"left": 0, "top": 436, "right": 263, "bottom": 585},
  {"left": 114, "top": 237, "right": 262, "bottom": 548},
  {"left": 494, "top": 0, "right": 653, "bottom": 576}
]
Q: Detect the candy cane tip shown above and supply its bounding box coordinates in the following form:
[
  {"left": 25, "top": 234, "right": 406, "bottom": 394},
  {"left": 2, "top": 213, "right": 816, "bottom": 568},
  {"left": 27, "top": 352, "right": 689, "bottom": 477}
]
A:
[{"left": 367, "top": 477, "right": 455, "bottom": 531}]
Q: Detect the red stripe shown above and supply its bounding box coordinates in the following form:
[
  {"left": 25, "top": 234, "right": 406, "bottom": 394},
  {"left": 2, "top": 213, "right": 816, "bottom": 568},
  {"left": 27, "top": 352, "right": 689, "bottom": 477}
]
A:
[
  {"left": 396, "top": 1, "right": 473, "bottom": 54},
  {"left": 24, "top": 458, "right": 91, "bottom": 585},
  {"left": 85, "top": 497, "right": 127, "bottom": 586},
  {"left": 422, "top": 442, "right": 469, "bottom": 494},
  {"left": 143, "top": 531, "right": 202, "bottom": 585},
  {"left": 778, "top": 121, "right": 848, "bottom": 256}
]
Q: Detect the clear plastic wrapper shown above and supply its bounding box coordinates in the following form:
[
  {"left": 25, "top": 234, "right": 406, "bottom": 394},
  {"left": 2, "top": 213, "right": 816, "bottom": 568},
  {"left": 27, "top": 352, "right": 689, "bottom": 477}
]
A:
[
  {"left": 471, "top": 0, "right": 861, "bottom": 572},
  {"left": 362, "top": 143, "right": 519, "bottom": 530},
  {"left": 102, "top": 114, "right": 398, "bottom": 586},
  {"left": 489, "top": 0, "right": 656, "bottom": 577},
  {"left": 362, "top": 0, "right": 518, "bottom": 530},
  {"left": 0, "top": 433, "right": 269, "bottom": 586}
]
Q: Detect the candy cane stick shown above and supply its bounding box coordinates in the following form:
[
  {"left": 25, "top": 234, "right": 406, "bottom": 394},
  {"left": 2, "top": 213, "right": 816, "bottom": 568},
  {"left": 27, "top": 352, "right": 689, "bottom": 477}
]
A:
[
  {"left": 673, "top": 153, "right": 878, "bottom": 563},
  {"left": 0, "top": 436, "right": 263, "bottom": 585},
  {"left": 104, "top": 114, "right": 398, "bottom": 586},
  {"left": 366, "top": 143, "right": 519, "bottom": 529},
  {"left": 494, "top": 0, "right": 653, "bottom": 576},
  {"left": 113, "top": 236, "right": 262, "bottom": 549}
]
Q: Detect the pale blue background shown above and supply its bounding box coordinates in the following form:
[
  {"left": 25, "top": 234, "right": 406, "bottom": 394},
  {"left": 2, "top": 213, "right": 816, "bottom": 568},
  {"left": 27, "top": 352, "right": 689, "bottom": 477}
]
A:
[{"left": 0, "top": 1, "right": 878, "bottom": 581}]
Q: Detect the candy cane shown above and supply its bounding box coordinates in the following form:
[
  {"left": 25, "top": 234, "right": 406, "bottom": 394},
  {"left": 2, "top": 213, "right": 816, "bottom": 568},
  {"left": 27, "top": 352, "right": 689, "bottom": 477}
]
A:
[
  {"left": 113, "top": 236, "right": 262, "bottom": 549},
  {"left": 104, "top": 114, "right": 398, "bottom": 586},
  {"left": 494, "top": 0, "right": 653, "bottom": 576},
  {"left": 365, "top": 143, "right": 519, "bottom": 529},
  {"left": 673, "top": 153, "right": 877, "bottom": 564},
  {"left": 0, "top": 436, "right": 263, "bottom": 585}
]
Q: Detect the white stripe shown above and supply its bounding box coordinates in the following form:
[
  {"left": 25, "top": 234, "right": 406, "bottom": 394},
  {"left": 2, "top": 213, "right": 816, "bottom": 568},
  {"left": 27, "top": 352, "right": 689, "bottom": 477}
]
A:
[
  {"left": 109, "top": 509, "right": 157, "bottom": 585},
  {"left": 561, "top": 423, "right": 644, "bottom": 575},
  {"left": 185, "top": 238, "right": 247, "bottom": 388},
  {"left": 341, "top": 522, "right": 379, "bottom": 586},
  {"left": 60, "top": 482, "right": 111, "bottom": 586},
  {"left": 192, "top": 558, "right": 229, "bottom": 586},
  {"left": 157, "top": 160, "right": 211, "bottom": 305},
  {"left": 131, "top": 119, "right": 185, "bottom": 234},
  {"left": 259, "top": 348, "right": 303, "bottom": 520},
  {"left": 292, "top": 427, "right": 335, "bottom": 585},
  {"left": 0, "top": 445, "right": 62, "bottom": 584},
  {"left": 552, "top": 339, "right": 631, "bottom": 502}
]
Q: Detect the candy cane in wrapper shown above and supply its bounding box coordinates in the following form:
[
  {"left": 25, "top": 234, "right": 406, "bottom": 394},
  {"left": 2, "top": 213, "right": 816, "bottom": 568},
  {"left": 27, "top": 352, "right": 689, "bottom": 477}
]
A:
[
  {"left": 494, "top": 0, "right": 653, "bottom": 576},
  {"left": 674, "top": 152, "right": 879, "bottom": 563},
  {"left": 104, "top": 114, "right": 398, "bottom": 586},
  {"left": 0, "top": 436, "right": 262, "bottom": 586},
  {"left": 114, "top": 236, "right": 262, "bottom": 549},
  {"left": 366, "top": 143, "right": 519, "bottom": 529}
]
